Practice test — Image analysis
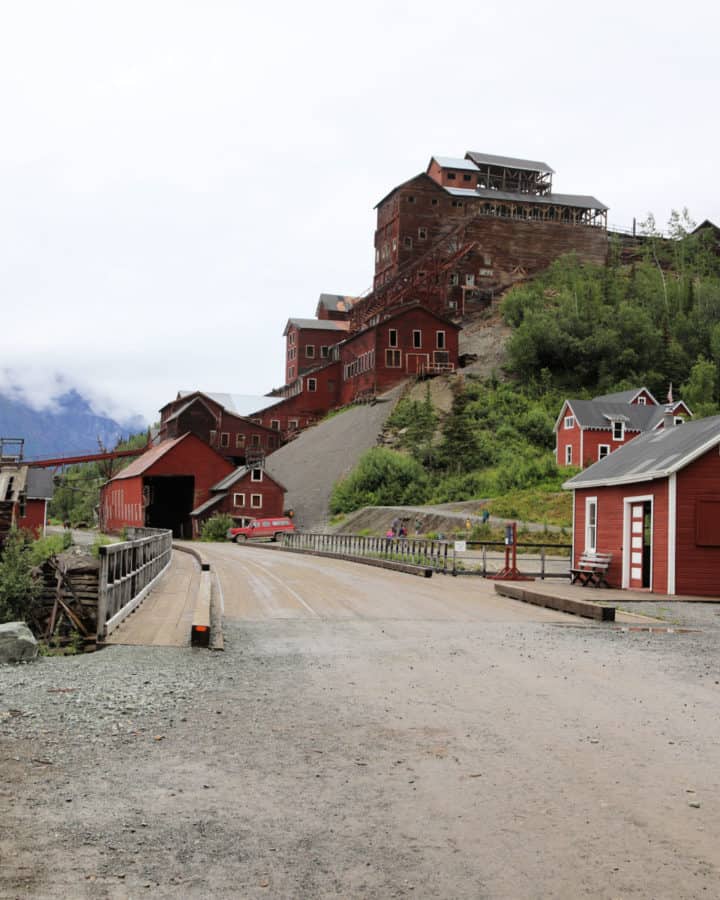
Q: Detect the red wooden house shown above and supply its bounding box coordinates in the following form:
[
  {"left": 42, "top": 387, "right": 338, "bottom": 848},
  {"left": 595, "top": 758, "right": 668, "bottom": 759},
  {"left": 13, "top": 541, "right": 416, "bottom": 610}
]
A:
[
  {"left": 283, "top": 318, "right": 349, "bottom": 384},
  {"left": 0, "top": 466, "right": 54, "bottom": 541},
  {"left": 190, "top": 465, "right": 287, "bottom": 535},
  {"left": 555, "top": 388, "right": 691, "bottom": 468},
  {"left": 158, "top": 391, "right": 283, "bottom": 464},
  {"left": 564, "top": 413, "right": 720, "bottom": 596},
  {"left": 315, "top": 293, "right": 355, "bottom": 321},
  {"left": 100, "top": 433, "right": 234, "bottom": 538}
]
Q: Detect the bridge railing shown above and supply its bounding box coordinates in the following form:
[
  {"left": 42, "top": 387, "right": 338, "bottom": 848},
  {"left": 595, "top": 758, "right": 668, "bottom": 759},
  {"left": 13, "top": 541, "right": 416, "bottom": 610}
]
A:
[
  {"left": 282, "top": 532, "right": 451, "bottom": 572},
  {"left": 97, "top": 528, "right": 173, "bottom": 640}
]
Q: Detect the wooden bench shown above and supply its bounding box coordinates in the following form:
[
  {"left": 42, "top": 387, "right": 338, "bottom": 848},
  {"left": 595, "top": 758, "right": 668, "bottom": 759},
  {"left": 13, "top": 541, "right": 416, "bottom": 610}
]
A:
[{"left": 570, "top": 552, "right": 612, "bottom": 588}]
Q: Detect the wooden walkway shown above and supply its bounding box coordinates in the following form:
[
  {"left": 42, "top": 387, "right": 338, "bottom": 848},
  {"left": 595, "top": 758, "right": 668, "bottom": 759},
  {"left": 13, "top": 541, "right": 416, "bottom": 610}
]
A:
[{"left": 105, "top": 550, "right": 199, "bottom": 646}]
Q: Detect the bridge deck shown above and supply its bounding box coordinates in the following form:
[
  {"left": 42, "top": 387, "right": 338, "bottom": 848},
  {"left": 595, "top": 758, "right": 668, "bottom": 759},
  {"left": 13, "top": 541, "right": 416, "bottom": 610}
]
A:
[{"left": 105, "top": 549, "right": 199, "bottom": 646}]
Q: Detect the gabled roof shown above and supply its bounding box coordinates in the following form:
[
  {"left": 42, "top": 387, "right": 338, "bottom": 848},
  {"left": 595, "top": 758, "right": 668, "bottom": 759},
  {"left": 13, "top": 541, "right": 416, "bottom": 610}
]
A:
[
  {"left": 465, "top": 151, "right": 555, "bottom": 174},
  {"left": 429, "top": 156, "right": 480, "bottom": 172},
  {"left": 564, "top": 414, "right": 720, "bottom": 489},
  {"left": 109, "top": 434, "right": 189, "bottom": 480},
  {"left": 165, "top": 394, "right": 216, "bottom": 424},
  {"left": 558, "top": 399, "right": 664, "bottom": 433},
  {"left": 189, "top": 494, "right": 225, "bottom": 517},
  {"left": 212, "top": 466, "right": 287, "bottom": 493},
  {"left": 283, "top": 318, "right": 350, "bottom": 336},
  {"left": 316, "top": 293, "right": 355, "bottom": 313},
  {"left": 374, "top": 172, "right": 445, "bottom": 209},
  {"left": 592, "top": 387, "right": 658, "bottom": 405},
  {"left": 177, "top": 390, "right": 283, "bottom": 414}
]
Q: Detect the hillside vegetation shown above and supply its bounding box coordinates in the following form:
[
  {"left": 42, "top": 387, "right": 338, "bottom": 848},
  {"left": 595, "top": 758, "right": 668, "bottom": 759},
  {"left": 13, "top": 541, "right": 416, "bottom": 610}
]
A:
[{"left": 331, "top": 213, "right": 720, "bottom": 524}]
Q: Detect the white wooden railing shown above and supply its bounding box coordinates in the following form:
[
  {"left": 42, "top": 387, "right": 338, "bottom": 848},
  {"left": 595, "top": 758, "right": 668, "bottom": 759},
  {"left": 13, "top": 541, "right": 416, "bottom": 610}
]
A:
[{"left": 96, "top": 527, "right": 173, "bottom": 640}]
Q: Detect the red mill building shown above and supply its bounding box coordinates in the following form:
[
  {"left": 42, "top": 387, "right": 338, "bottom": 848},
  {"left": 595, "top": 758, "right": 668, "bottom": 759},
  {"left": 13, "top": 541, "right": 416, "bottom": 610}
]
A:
[{"left": 351, "top": 151, "right": 608, "bottom": 327}]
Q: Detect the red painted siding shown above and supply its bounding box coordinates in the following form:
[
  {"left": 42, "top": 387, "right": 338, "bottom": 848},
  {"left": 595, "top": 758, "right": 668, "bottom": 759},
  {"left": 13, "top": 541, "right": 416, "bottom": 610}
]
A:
[
  {"left": 573, "top": 481, "right": 669, "bottom": 592},
  {"left": 675, "top": 450, "right": 720, "bottom": 597},
  {"left": 17, "top": 499, "right": 47, "bottom": 538},
  {"left": 556, "top": 403, "right": 582, "bottom": 466},
  {"left": 102, "top": 478, "right": 145, "bottom": 533},
  {"left": 222, "top": 471, "right": 286, "bottom": 519},
  {"left": 285, "top": 324, "right": 347, "bottom": 383}
]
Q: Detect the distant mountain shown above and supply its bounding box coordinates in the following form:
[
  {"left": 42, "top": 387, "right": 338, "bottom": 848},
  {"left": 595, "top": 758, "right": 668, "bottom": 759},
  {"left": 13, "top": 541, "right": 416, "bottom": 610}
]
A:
[{"left": 0, "top": 389, "right": 146, "bottom": 460}]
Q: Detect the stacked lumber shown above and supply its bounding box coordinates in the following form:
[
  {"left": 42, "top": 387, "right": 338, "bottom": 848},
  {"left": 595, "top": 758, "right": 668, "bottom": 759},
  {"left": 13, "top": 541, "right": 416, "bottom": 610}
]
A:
[{"left": 30, "top": 550, "right": 100, "bottom": 651}]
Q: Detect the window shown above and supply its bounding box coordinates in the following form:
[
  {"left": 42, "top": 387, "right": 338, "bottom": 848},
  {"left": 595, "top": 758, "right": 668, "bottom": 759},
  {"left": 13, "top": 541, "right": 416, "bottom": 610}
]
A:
[
  {"left": 407, "top": 195, "right": 415, "bottom": 203},
  {"left": 465, "top": 274, "right": 475, "bottom": 287},
  {"left": 483, "top": 253, "right": 492, "bottom": 266},
  {"left": 447, "top": 172, "right": 456, "bottom": 180},
  {"left": 436, "top": 331, "right": 446, "bottom": 349},
  {"left": 637, "top": 396, "right": 646, "bottom": 405},
  {"left": 449, "top": 273, "right": 459, "bottom": 286},
  {"left": 564, "top": 416, "right": 575, "bottom": 430},
  {"left": 305, "top": 345, "right": 315, "bottom": 358},
  {"left": 598, "top": 445, "right": 610, "bottom": 460},
  {"left": 251, "top": 469, "right": 263, "bottom": 482},
  {"left": 251, "top": 494, "right": 262, "bottom": 509},
  {"left": 236, "top": 433, "right": 245, "bottom": 448},
  {"left": 289, "top": 419, "right": 298, "bottom": 430},
  {"left": 431, "top": 198, "right": 439, "bottom": 206},
  {"left": 209, "top": 429, "right": 217, "bottom": 444},
  {"left": 388, "top": 328, "right": 398, "bottom": 347},
  {"left": 674, "top": 416, "right": 684, "bottom": 425},
  {"left": 270, "top": 420, "right": 280, "bottom": 431},
  {"left": 565, "top": 445, "right": 573, "bottom": 465},
  {"left": 585, "top": 498, "right": 598, "bottom": 553},
  {"left": 307, "top": 378, "right": 317, "bottom": 392},
  {"left": 403, "top": 236, "right": 413, "bottom": 249},
  {"left": 463, "top": 173, "right": 472, "bottom": 182},
  {"left": 412, "top": 330, "right": 422, "bottom": 348},
  {"left": 288, "top": 366, "right": 294, "bottom": 379},
  {"left": 268, "top": 435, "right": 278, "bottom": 449},
  {"left": 233, "top": 493, "right": 245, "bottom": 508},
  {"left": 452, "top": 200, "right": 463, "bottom": 208},
  {"left": 220, "top": 432, "right": 229, "bottom": 448},
  {"left": 612, "top": 420, "right": 625, "bottom": 441},
  {"left": 386, "top": 349, "right": 402, "bottom": 367},
  {"left": 418, "top": 227, "right": 427, "bottom": 240},
  {"left": 320, "top": 345, "right": 329, "bottom": 358},
  {"left": 251, "top": 434, "right": 261, "bottom": 447}
]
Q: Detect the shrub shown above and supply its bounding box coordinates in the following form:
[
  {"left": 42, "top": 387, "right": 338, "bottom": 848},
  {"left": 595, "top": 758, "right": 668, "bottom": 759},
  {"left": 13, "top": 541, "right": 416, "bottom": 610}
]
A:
[
  {"left": 0, "top": 530, "right": 41, "bottom": 624},
  {"left": 330, "top": 448, "right": 429, "bottom": 514},
  {"left": 200, "top": 513, "right": 235, "bottom": 542}
]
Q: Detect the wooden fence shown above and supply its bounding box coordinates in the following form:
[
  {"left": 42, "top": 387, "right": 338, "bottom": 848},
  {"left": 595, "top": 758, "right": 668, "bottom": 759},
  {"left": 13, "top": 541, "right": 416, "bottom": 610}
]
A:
[
  {"left": 96, "top": 528, "right": 173, "bottom": 640},
  {"left": 282, "top": 533, "right": 571, "bottom": 579},
  {"left": 283, "top": 532, "right": 451, "bottom": 572}
]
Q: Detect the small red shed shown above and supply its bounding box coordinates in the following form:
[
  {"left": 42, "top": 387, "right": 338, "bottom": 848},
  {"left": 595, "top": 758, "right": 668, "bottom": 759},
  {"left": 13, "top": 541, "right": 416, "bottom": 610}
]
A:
[
  {"left": 190, "top": 465, "right": 287, "bottom": 535},
  {"left": 564, "top": 414, "right": 720, "bottom": 596},
  {"left": 100, "top": 433, "right": 234, "bottom": 538}
]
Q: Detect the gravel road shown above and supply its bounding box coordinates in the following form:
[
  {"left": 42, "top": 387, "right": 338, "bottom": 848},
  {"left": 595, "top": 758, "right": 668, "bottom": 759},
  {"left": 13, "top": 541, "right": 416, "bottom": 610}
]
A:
[{"left": 2, "top": 546, "right": 719, "bottom": 899}]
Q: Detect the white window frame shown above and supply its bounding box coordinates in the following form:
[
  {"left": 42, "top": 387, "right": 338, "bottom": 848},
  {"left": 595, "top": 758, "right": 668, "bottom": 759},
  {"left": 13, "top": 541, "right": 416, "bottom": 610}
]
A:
[
  {"left": 418, "top": 227, "right": 427, "bottom": 240},
  {"left": 565, "top": 444, "right": 573, "bottom": 465},
  {"left": 564, "top": 416, "right": 575, "bottom": 430},
  {"left": 450, "top": 273, "right": 459, "bottom": 286},
  {"left": 251, "top": 469, "right": 263, "bottom": 482},
  {"left": 412, "top": 329, "right": 422, "bottom": 349},
  {"left": 250, "top": 493, "right": 262, "bottom": 509},
  {"left": 465, "top": 273, "right": 475, "bottom": 287},
  {"left": 305, "top": 345, "right": 315, "bottom": 359},
  {"left": 307, "top": 377, "right": 317, "bottom": 392},
  {"left": 436, "top": 331, "right": 446, "bottom": 349},
  {"left": 289, "top": 419, "right": 299, "bottom": 430},
  {"left": 236, "top": 433, "right": 245, "bottom": 448},
  {"left": 233, "top": 493, "right": 245, "bottom": 508},
  {"left": 270, "top": 420, "right": 280, "bottom": 431},
  {"left": 385, "top": 349, "right": 402, "bottom": 368},
  {"left": 388, "top": 328, "right": 398, "bottom": 347},
  {"left": 598, "top": 444, "right": 610, "bottom": 460},
  {"left": 612, "top": 420, "right": 625, "bottom": 441},
  {"left": 320, "top": 345, "right": 329, "bottom": 358},
  {"left": 636, "top": 396, "right": 646, "bottom": 405},
  {"left": 585, "top": 497, "right": 598, "bottom": 553}
]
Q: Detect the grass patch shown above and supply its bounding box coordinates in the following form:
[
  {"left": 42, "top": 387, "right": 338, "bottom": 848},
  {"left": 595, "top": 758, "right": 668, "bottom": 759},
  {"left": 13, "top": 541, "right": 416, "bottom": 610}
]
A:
[{"left": 487, "top": 489, "right": 572, "bottom": 528}]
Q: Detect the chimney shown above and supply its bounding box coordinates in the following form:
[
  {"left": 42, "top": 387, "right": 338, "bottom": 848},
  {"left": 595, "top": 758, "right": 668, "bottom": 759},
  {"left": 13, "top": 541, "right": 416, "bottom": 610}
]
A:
[{"left": 664, "top": 405, "right": 675, "bottom": 429}]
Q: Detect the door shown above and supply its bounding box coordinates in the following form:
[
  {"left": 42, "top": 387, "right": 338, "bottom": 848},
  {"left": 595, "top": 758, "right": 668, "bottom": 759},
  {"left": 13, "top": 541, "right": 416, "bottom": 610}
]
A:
[
  {"left": 405, "top": 353, "right": 429, "bottom": 374},
  {"left": 629, "top": 501, "right": 652, "bottom": 589}
]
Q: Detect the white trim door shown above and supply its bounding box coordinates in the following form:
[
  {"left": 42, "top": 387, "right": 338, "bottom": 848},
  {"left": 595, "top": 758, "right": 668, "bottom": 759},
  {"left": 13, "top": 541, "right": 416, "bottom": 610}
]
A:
[
  {"left": 405, "top": 352, "right": 429, "bottom": 374},
  {"left": 623, "top": 495, "right": 653, "bottom": 590}
]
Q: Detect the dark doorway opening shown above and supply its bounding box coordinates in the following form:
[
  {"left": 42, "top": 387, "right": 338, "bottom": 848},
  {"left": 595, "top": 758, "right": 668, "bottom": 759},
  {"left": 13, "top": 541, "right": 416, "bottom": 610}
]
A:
[
  {"left": 144, "top": 475, "right": 194, "bottom": 538},
  {"left": 641, "top": 500, "right": 652, "bottom": 589}
]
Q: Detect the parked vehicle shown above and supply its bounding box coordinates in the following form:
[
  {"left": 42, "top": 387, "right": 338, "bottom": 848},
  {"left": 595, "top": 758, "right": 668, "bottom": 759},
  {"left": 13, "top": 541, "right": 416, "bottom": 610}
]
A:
[{"left": 227, "top": 517, "right": 295, "bottom": 543}]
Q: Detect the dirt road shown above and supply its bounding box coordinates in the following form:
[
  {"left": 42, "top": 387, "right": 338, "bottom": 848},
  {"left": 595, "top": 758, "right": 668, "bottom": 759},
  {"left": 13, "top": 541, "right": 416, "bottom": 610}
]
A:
[{"left": 2, "top": 545, "right": 719, "bottom": 898}]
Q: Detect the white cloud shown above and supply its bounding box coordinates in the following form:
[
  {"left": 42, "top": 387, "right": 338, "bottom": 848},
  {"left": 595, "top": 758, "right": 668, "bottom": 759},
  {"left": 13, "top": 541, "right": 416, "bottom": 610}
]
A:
[{"left": 1, "top": 0, "right": 718, "bottom": 423}]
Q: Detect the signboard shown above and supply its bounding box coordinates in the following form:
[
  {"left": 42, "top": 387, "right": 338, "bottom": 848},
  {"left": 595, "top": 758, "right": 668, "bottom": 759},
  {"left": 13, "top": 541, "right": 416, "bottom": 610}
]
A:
[{"left": 454, "top": 541, "right": 467, "bottom": 552}]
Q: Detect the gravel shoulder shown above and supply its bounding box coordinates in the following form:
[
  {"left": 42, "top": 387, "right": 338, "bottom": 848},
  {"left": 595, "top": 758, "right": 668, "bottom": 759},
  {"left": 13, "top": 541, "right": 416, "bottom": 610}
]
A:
[{"left": 2, "top": 547, "right": 719, "bottom": 898}]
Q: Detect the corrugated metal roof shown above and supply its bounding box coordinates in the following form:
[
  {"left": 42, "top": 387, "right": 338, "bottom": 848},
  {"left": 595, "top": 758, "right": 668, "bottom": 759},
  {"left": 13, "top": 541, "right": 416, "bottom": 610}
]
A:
[
  {"left": 565, "top": 399, "right": 662, "bottom": 432},
  {"left": 213, "top": 465, "right": 287, "bottom": 493},
  {"left": 431, "top": 156, "right": 480, "bottom": 172},
  {"left": 444, "top": 186, "right": 608, "bottom": 211},
  {"left": 592, "top": 388, "right": 656, "bottom": 404},
  {"left": 283, "top": 318, "right": 351, "bottom": 335},
  {"left": 109, "top": 434, "right": 188, "bottom": 480},
  {"left": 26, "top": 469, "right": 54, "bottom": 500},
  {"left": 564, "top": 414, "right": 720, "bottom": 489},
  {"left": 190, "top": 493, "right": 225, "bottom": 517},
  {"left": 177, "top": 391, "right": 284, "bottom": 414},
  {"left": 465, "top": 151, "right": 555, "bottom": 174}
]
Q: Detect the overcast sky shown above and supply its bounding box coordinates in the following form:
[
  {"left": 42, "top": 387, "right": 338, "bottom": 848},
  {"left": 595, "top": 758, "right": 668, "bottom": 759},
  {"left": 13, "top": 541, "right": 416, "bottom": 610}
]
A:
[{"left": 1, "top": 0, "right": 718, "bottom": 425}]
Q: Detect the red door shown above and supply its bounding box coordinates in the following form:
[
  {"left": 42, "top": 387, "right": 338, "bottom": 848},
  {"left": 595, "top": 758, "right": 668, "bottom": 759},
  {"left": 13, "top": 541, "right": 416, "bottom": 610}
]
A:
[{"left": 405, "top": 353, "right": 429, "bottom": 374}]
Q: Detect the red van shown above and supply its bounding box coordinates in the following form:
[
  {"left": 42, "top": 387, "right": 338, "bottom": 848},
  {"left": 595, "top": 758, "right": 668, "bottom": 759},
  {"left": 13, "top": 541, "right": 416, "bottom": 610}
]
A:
[{"left": 227, "top": 517, "right": 295, "bottom": 543}]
